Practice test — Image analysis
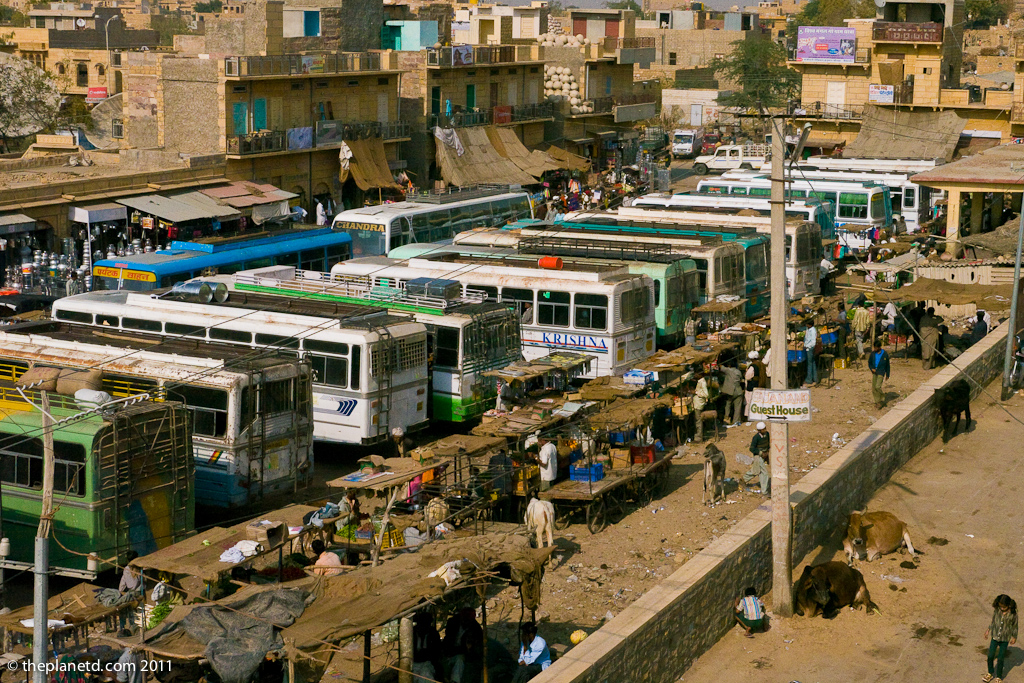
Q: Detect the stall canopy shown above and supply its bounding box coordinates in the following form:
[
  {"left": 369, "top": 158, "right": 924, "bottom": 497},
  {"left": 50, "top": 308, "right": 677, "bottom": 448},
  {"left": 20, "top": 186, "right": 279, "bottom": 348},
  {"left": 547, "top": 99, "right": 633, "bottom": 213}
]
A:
[
  {"left": 68, "top": 202, "right": 126, "bottom": 225},
  {"left": 586, "top": 396, "right": 671, "bottom": 431},
  {"left": 485, "top": 127, "right": 591, "bottom": 177},
  {"left": 173, "top": 191, "right": 243, "bottom": 219},
  {"left": 116, "top": 194, "right": 239, "bottom": 223},
  {"left": 434, "top": 126, "right": 536, "bottom": 187},
  {"left": 200, "top": 181, "right": 298, "bottom": 225},
  {"left": 339, "top": 138, "right": 402, "bottom": 191},
  {"left": 842, "top": 106, "right": 965, "bottom": 162},
  {"left": 0, "top": 213, "right": 37, "bottom": 235},
  {"left": 874, "top": 277, "right": 1013, "bottom": 307},
  {"left": 140, "top": 534, "right": 553, "bottom": 671},
  {"left": 481, "top": 352, "right": 596, "bottom": 384}
]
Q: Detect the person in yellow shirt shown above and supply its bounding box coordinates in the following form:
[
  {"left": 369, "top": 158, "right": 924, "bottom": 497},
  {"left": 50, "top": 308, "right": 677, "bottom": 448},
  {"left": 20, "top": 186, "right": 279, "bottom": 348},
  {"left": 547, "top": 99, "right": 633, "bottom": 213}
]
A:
[{"left": 851, "top": 302, "right": 873, "bottom": 359}]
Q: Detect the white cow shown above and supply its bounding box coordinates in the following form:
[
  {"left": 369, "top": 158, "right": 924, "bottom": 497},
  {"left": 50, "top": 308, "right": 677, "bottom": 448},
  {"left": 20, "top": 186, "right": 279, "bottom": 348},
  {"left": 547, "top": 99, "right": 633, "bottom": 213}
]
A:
[{"left": 525, "top": 497, "right": 555, "bottom": 548}]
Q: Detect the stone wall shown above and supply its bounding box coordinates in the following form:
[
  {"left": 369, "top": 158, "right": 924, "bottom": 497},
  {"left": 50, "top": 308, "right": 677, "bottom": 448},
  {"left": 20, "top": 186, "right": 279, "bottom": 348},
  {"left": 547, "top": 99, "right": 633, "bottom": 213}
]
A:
[{"left": 537, "top": 326, "right": 1009, "bottom": 683}]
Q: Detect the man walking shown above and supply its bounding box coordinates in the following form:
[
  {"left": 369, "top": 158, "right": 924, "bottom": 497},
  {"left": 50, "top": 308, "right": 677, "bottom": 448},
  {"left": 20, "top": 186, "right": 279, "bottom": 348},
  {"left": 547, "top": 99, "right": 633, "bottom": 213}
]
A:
[
  {"left": 851, "top": 301, "right": 873, "bottom": 359},
  {"left": 743, "top": 422, "right": 771, "bottom": 494},
  {"left": 868, "top": 339, "right": 890, "bottom": 409},
  {"left": 719, "top": 362, "right": 745, "bottom": 427},
  {"left": 803, "top": 319, "right": 819, "bottom": 386}
]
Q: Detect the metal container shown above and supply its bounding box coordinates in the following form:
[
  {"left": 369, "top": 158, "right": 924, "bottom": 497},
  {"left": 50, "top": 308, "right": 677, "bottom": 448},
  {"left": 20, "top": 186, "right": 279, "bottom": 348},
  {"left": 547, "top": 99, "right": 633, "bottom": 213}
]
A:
[{"left": 169, "top": 280, "right": 213, "bottom": 303}]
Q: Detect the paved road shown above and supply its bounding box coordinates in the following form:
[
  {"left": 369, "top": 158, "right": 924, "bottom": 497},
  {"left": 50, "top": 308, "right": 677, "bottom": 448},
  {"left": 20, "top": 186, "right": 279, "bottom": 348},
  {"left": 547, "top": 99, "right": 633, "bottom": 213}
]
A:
[{"left": 683, "top": 381, "right": 1024, "bottom": 683}]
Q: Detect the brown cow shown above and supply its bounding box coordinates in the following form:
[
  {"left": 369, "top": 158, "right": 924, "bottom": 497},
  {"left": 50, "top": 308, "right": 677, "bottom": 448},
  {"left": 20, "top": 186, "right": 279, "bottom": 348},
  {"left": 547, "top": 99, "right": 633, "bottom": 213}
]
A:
[
  {"left": 843, "top": 510, "right": 916, "bottom": 564},
  {"left": 794, "top": 561, "right": 877, "bottom": 618}
]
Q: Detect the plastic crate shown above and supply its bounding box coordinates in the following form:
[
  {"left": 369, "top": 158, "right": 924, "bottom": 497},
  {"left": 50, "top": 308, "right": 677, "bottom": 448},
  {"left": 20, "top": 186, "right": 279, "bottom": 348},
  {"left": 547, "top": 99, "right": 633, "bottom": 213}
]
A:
[
  {"left": 570, "top": 463, "right": 604, "bottom": 482},
  {"left": 630, "top": 445, "right": 655, "bottom": 465}
]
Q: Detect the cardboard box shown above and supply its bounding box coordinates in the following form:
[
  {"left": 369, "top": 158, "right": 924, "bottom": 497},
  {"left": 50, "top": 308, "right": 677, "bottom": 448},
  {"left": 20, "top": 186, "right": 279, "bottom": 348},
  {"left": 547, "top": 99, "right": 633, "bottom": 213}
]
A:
[
  {"left": 610, "top": 448, "right": 631, "bottom": 469},
  {"left": 246, "top": 520, "right": 286, "bottom": 548}
]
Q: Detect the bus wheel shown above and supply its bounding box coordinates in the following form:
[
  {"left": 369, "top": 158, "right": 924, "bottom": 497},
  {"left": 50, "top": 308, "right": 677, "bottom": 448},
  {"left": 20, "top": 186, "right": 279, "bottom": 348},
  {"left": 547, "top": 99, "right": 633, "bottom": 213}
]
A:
[
  {"left": 739, "top": 163, "right": 753, "bottom": 170},
  {"left": 693, "top": 163, "right": 708, "bottom": 175}
]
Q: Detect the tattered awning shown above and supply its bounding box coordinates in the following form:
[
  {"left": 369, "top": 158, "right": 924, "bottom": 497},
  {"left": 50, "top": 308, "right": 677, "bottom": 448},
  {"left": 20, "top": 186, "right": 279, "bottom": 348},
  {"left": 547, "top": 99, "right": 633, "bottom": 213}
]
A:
[
  {"left": 434, "top": 126, "right": 536, "bottom": 188},
  {"left": 843, "top": 106, "right": 965, "bottom": 162},
  {"left": 545, "top": 144, "right": 592, "bottom": 172},
  {"left": 485, "top": 127, "right": 593, "bottom": 177},
  {"left": 875, "top": 277, "right": 1013, "bottom": 307},
  {"left": 339, "top": 138, "right": 402, "bottom": 191}
]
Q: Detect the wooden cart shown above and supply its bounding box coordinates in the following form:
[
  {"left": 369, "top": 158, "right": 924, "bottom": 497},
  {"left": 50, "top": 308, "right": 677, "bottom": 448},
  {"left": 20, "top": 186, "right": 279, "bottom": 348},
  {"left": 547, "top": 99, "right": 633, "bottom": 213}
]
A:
[{"left": 539, "top": 455, "right": 672, "bottom": 534}]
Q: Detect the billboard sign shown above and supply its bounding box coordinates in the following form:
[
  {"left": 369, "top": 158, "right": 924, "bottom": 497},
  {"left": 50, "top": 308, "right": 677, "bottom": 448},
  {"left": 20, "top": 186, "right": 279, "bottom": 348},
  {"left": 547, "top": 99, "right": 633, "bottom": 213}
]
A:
[
  {"left": 86, "top": 87, "right": 108, "bottom": 103},
  {"left": 796, "top": 26, "right": 856, "bottom": 63},
  {"left": 868, "top": 84, "right": 895, "bottom": 103}
]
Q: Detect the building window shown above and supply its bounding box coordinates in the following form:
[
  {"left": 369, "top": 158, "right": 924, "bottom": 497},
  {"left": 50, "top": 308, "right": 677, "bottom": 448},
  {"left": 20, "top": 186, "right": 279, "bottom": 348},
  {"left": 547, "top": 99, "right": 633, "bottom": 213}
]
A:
[
  {"left": 232, "top": 85, "right": 247, "bottom": 93},
  {"left": 77, "top": 63, "right": 88, "bottom": 87},
  {"left": 922, "top": 67, "right": 932, "bottom": 74},
  {"left": 377, "top": 76, "right": 389, "bottom": 85},
  {"left": 111, "top": 52, "right": 122, "bottom": 67},
  {"left": 112, "top": 118, "right": 124, "bottom": 139},
  {"left": 668, "top": 52, "right": 677, "bottom": 65},
  {"left": 508, "top": 68, "right": 517, "bottom": 74},
  {"left": 490, "top": 68, "right": 499, "bottom": 75},
  {"left": 96, "top": 64, "right": 105, "bottom": 77},
  {"left": 530, "top": 66, "right": 539, "bottom": 73},
  {"left": 291, "top": 82, "right": 304, "bottom": 90},
  {"left": 57, "top": 63, "right": 65, "bottom": 75}
]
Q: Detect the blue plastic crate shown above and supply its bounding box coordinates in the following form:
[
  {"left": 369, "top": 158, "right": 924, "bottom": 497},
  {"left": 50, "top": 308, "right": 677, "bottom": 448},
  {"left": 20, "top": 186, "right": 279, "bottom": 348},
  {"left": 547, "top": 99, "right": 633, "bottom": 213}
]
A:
[{"left": 570, "top": 463, "right": 604, "bottom": 482}]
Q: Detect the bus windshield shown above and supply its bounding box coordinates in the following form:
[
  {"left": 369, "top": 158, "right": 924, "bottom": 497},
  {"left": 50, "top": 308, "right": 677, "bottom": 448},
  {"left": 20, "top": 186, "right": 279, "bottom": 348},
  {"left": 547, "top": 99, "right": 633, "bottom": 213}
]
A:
[
  {"left": 341, "top": 228, "right": 386, "bottom": 257},
  {"left": 675, "top": 134, "right": 693, "bottom": 144},
  {"left": 870, "top": 193, "right": 886, "bottom": 221}
]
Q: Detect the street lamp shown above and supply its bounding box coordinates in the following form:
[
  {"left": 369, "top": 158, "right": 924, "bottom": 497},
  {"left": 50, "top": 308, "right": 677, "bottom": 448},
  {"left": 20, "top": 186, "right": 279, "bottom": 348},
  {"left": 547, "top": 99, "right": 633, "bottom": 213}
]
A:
[{"left": 104, "top": 15, "right": 120, "bottom": 62}]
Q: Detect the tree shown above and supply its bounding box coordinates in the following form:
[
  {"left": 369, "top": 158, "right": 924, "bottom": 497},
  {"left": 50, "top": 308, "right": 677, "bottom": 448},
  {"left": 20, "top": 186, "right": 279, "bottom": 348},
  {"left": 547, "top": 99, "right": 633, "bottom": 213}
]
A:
[
  {"left": 965, "top": 0, "right": 1012, "bottom": 28},
  {"left": 0, "top": 55, "right": 91, "bottom": 152},
  {"left": 0, "top": 5, "right": 28, "bottom": 26},
  {"left": 786, "top": 0, "right": 875, "bottom": 41},
  {"left": 193, "top": 0, "right": 222, "bottom": 12},
  {"left": 709, "top": 38, "right": 800, "bottom": 109},
  {"left": 605, "top": 0, "right": 644, "bottom": 19}
]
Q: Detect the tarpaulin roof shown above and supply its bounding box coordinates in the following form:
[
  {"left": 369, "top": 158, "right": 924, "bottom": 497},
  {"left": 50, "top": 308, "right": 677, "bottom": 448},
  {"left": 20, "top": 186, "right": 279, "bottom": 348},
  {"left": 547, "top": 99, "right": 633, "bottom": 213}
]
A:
[
  {"left": 117, "top": 194, "right": 235, "bottom": 223},
  {"left": 962, "top": 215, "right": 1024, "bottom": 255},
  {"left": 586, "top": 396, "right": 672, "bottom": 431},
  {"left": 434, "top": 126, "right": 536, "bottom": 188},
  {"left": 173, "top": 191, "right": 242, "bottom": 219},
  {"left": 339, "top": 138, "right": 402, "bottom": 191},
  {"left": 842, "top": 105, "right": 965, "bottom": 162},
  {"left": 634, "top": 342, "right": 739, "bottom": 372},
  {"left": 0, "top": 582, "right": 136, "bottom": 636},
  {"left": 200, "top": 181, "right": 298, "bottom": 208},
  {"left": 143, "top": 534, "right": 552, "bottom": 659},
  {"left": 481, "top": 351, "right": 595, "bottom": 383},
  {"left": 486, "top": 127, "right": 561, "bottom": 178},
  {"left": 545, "top": 144, "right": 592, "bottom": 172},
  {"left": 875, "top": 277, "right": 1014, "bottom": 306}
]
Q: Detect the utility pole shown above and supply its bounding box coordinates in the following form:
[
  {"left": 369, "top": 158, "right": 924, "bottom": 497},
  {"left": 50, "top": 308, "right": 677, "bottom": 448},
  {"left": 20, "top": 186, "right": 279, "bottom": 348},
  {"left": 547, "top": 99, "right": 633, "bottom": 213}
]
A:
[
  {"left": 768, "top": 116, "right": 793, "bottom": 617},
  {"left": 33, "top": 391, "right": 55, "bottom": 683},
  {"left": 1001, "top": 197, "right": 1024, "bottom": 400}
]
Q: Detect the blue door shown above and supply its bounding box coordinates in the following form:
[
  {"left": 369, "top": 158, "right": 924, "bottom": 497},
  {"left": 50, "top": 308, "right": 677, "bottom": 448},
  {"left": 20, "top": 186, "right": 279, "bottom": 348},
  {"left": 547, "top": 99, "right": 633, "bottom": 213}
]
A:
[
  {"left": 231, "top": 102, "right": 248, "bottom": 135},
  {"left": 304, "top": 10, "right": 320, "bottom": 37}
]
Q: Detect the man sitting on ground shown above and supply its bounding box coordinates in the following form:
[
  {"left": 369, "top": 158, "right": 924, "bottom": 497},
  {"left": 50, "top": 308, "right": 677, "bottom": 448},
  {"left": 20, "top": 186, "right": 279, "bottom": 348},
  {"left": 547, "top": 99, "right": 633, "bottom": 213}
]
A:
[
  {"left": 311, "top": 540, "right": 343, "bottom": 577},
  {"left": 734, "top": 587, "right": 767, "bottom": 637}
]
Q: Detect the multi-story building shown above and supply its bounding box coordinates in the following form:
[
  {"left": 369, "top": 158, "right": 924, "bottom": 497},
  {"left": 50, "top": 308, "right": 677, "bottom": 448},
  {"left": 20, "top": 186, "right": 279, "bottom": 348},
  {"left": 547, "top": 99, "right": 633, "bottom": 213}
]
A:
[
  {"left": 788, "top": 0, "right": 1015, "bottom": 143},
  {"left": 6, "top": 6, "right": 158, "bottom": 98},
  {"left": 452, "top": 2, "right": 549, "bottom": 44}
]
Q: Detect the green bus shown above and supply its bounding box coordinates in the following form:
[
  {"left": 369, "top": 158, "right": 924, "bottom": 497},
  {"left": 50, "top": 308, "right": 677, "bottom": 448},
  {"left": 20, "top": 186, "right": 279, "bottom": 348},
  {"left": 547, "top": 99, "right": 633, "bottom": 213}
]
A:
[{"left": 0, "top": 396, "right": 193, "bottom": 577}]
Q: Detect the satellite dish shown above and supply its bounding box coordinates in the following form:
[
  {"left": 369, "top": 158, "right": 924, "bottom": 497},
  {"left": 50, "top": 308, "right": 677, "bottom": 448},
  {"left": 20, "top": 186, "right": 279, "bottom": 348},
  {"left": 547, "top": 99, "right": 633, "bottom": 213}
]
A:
[
  {"left": 874, "top": 0, "right": 885, "bottom": 8},
  {"left": 76, "top": 18, "right": 86, "bottom": 27}
]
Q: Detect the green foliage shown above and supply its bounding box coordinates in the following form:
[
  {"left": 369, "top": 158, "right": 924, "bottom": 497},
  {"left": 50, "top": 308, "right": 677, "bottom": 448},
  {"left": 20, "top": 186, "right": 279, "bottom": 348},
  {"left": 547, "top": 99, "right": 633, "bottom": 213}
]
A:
[
  {"left": 965, "top": 0, "right": 1013, "bottom": 28},
  {"left": 786, "top": 0, "right": 875, "bottom": 41},
  {"left": 709, "top": 38, "right": 800, "bottom": 109},
  {"left": 604, "top": 0, "right": 645, "bottom": 19},
  {"left": 193, "top": 0, "right": 222, "bottom": 12},
  {"left": 0, "top": 5, "right": 28, "bottom": 26},
  {"left": 152, "top": 13, "right": 194, "bottom": 46}
]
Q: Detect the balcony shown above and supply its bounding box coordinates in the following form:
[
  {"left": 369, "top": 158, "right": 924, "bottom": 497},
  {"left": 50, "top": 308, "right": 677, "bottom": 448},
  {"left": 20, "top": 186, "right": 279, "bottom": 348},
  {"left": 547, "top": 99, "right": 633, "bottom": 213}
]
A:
[
  {"left": 226, "top": 130, "right": 286, "bottom": 156},
  {"left": 313, "top": 120, "right": 411, "bottom": 145},
  {"left": 872, "top": 22, "right": 943, "bottom": 44},
  {"left": 601, "top": 35, "right": 656, "bottom": 65},
  {"left": 428, "top": 101, "right": 554, "bottom": 128},
  {"left": 793, "top": 103, "right": 864, "bottom": 120},
  {"left": 224, "top": 52, "right": 391, "bottom": 78},
  {"left": 1012, "top": 102, "right": 1024, "bottom": 123},
  {"left": 425, "top": 45, "right": 536, "bottom": 67}
]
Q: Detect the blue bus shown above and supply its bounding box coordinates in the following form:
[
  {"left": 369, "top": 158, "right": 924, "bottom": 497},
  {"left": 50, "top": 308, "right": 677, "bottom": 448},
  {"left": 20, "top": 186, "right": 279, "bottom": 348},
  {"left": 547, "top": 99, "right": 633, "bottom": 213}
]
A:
[
  {"left": 554, "top": 215, "right": 771, "bottom": 320},
  {"left": 91, "top": 227, "right": 352, "bottom": 292}
]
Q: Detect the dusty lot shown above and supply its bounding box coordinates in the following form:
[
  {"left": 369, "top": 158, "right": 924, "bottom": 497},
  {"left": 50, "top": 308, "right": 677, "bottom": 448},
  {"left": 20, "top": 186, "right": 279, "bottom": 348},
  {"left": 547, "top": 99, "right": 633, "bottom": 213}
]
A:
[{"left": 682, "top": 379, "right": 1024, "bottom": 683}]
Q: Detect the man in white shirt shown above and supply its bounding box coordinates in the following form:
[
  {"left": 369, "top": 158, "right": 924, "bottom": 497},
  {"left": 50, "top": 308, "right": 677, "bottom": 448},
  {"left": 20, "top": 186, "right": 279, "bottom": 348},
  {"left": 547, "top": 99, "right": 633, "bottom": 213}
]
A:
[
  {"left": 537, "top": 437, "right": 558, "bottom": 492},
  {"left": 513, "top": 622, "right": 551, "bottom": 682},
  {"left": 803, "top": 320, "right": 819, "bottom": 386},
  {"left": 819, "top": 258, "right": 836, "bottom": 295}
]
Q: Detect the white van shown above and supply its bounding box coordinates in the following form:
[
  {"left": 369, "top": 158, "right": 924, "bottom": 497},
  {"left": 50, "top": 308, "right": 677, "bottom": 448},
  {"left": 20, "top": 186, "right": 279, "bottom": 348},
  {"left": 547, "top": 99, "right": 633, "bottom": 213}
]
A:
[{"left": 672, "top": 128, "right": 704, "bottom": 159}]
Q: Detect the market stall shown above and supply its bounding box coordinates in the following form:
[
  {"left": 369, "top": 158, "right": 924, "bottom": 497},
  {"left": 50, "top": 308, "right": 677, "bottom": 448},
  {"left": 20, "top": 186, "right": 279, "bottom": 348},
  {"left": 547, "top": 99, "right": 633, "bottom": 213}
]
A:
[{"left": 693, "top": 298, "right": 748, "bottom": 333}]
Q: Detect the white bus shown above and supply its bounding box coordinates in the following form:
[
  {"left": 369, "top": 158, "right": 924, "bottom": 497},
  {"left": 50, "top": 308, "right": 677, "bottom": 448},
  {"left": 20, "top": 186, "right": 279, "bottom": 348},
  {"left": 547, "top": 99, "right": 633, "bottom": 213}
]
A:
[
  {"left": 630, "top": 192, "right": 836, "bottom": 240},
  {"left": 695, "top": 176, "right": 891, "bottom": 250},
  {"left": 51, "top": 290, "right": 430, "bottom": 445},
  {"left": 615, "top": 207, "right": 823, "bottom": 299},
  {"left": 798, "top": 156, "right": 941, "bottom": 175},
  {"left": 0, "top": 324, "right": 313, "bottom": 508},
  {"left": 455, "top": 224, "right": 747, "bottom": 307},
  {"left": 727, "top": 165, "right": 930, "bottom": 230},
  {"left": 331, "top": 189, "right": 534, "bottom": 257},
  {"left": 330, "top": 257, "right": 657, "bottom": 377},
  {"left": 219, "top": 267, "right": 523, "bottom": 423}
]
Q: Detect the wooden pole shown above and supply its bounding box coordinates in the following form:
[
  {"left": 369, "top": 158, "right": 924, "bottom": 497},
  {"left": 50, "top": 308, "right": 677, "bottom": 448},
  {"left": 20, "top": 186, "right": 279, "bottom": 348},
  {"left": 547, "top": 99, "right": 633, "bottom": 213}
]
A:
[
  {"left": 481, "top": 599, "right": 490, "bottom": 683},
  {"left": 768, "top": 117, "right": 793, "bottom": 617},
  {"left": 398, "top": 617, "right": 413, "bottom": 683},
  {"left": 372, "top": 487, "right": 402, "bottom": 567},
  {"left": 363, "top": 630, "right": 371, "bottom": 683}
]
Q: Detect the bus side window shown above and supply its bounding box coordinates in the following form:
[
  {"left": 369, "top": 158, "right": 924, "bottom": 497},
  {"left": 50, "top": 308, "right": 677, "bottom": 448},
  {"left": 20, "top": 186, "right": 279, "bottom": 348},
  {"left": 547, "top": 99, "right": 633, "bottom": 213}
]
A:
[
  {"left": 903, "top": 187, "right": 916, "bottom": 209},
  {"left": 469, "top": 285, "right": 498, "bottom": 301},
  {"left": 246, "top": 258, "right": 273, "bottom": 270},
  {"left": 501, "top": 287, "right": 535, "bottom": 321},
  {"left": 411, "top": 213, "right": 431, "bottom": 243},
  {"left": 301, "top": 248, "right": 325, "bottom": 272},
  {"left": 653, "top": 280, "right": 661, "bottom": 307},
  {"left": 350, "top": 346, "right": 361, "bottom": 390},
  {"left": 327, "top": 244, "right": 350, "bottom": 267},
  {"left": 435, "top": 328, "right": 460, "bottom": 367}
]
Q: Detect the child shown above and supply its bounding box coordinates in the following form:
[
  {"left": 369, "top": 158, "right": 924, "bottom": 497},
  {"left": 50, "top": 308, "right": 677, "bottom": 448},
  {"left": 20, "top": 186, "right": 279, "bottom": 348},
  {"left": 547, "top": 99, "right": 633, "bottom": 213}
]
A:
[
  {"left": 984, "top": 594, "right": 1017, "bottom": 682},
  {"left": 734, "top": 587, "right": 766, "bottom": 638}
]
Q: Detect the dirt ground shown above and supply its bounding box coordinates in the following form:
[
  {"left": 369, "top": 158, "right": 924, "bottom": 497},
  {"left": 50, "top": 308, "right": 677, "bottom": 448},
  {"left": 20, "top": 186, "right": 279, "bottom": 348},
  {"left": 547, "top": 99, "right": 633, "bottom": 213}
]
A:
[
  {"left": 476, "top": 331, "right": 970, "bottom": 660},
  {"left": 682, "top": 379, "right": 1024, "bottom": 683}
]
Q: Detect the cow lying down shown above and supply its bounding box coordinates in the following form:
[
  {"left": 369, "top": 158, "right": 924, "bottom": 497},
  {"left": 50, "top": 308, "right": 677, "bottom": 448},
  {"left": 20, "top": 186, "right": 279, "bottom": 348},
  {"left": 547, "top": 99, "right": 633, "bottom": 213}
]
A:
[
  {"left": 843, "top": 510, "right": 916, "bottom": 564},
  {"left": 794, "top": 562, "right": 877, "bottom": 618}
]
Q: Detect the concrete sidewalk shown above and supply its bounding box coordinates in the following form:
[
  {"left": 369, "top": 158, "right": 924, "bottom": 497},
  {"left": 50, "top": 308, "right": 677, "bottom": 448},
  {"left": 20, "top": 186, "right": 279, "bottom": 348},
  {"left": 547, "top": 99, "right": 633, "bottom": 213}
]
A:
[{"left": 682, "top": 382, "right": 1024, "bottom": 683}]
